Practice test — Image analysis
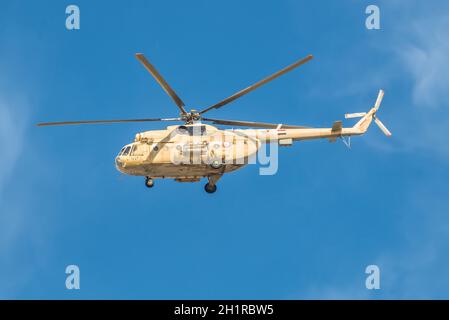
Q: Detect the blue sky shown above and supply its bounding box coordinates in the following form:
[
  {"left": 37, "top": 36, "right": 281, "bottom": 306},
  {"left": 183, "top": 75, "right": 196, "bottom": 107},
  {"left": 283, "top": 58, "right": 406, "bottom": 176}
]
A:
[{"left": 1, "top": 0, "right": 449, "bottom": 299}]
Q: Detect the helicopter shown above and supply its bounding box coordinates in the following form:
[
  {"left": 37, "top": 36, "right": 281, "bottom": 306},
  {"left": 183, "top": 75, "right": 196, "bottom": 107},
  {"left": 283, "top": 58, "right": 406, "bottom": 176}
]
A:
[{"left": 37, "top": 53, "right": 391, "bottom": 193}]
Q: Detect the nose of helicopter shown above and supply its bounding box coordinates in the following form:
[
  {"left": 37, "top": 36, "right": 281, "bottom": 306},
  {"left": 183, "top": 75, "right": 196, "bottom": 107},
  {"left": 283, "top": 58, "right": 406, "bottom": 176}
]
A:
[
  {"left": 115, "top": 156, "right": 124, "bottom": 169},
  {"left": 115, "top": 144, "right": 132, "bottom": 171},
  {"left": 115, "top": 156, "right": 128, "bottom": 174}
]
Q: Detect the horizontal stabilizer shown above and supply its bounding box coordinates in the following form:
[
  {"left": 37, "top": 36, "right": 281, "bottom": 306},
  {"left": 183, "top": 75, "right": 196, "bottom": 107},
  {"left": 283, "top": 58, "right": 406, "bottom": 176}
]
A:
[{"left": 345, "top": 112, "right": 366, "bottom": 119}]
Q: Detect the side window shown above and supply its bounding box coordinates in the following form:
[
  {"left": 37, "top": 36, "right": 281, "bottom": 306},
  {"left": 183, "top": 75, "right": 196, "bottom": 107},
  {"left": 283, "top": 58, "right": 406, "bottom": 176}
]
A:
[
  {"left": 177, "top": 126, "right": 189, "bottom": 135},
  {"left": 130, "top": 145, "right": 137, "bottom": 155},
  {"left": 123, "top": 146, "right": 131, "bottom": 156}
]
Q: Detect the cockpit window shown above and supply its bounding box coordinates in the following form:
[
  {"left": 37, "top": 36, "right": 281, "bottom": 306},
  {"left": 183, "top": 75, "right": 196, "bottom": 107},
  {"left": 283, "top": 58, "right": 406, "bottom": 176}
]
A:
[
  {"left": 130, "top": 145, "right": 137, "bottom": 155},
  {"left": 177, "top": 125, "right": 206, "bottom": 136},
  {"left": 118, "top": 147, "right": 125, "bottom": 156},
  {"left": 122, "top": 146, "right": 131, "bottom": 156}
]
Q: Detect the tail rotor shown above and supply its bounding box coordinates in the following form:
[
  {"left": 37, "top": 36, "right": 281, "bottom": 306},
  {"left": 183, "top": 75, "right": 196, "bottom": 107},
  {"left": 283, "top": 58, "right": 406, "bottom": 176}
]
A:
[{"left": 346, "top": 89, "right": 391, "bottom": 137}]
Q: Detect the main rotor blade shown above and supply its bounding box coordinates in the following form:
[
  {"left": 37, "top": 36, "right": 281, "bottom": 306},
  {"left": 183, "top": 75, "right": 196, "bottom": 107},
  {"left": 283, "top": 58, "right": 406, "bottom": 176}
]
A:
[
  {"left": 202, "top": 117, "right": 308, "bottom": 129},
  {"left": 36, "top": 117, "right": 182, "bottom": 127},
  {"left": 374, "top": 118, "right": 392, "bottom": 136},
  {"left": 135, "top": 53, "right": 188, "bottom": 115},
  {"left": 199, "top": 54, "right": 313, "bottom": 115}
]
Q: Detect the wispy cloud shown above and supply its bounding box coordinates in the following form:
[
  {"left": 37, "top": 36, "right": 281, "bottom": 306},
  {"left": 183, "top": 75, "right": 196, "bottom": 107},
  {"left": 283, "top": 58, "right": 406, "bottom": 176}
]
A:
[
  {"left": 400, "top": 18, "right": 449, "bottom": 108},
  {"left": 391, "top": 5, "right": 449, "bottom": 156},
  {"left": 385, "top": 0, "right": 449, "bottom": 108},
  {"left": 0, "top": 25, "right": 50, "bottom": 297},
  {"left": 0, "top": 94, "right": 32, "bottom": 297},
  {"left": 0, "top": 97, "right": 27, "bottom": 197}
]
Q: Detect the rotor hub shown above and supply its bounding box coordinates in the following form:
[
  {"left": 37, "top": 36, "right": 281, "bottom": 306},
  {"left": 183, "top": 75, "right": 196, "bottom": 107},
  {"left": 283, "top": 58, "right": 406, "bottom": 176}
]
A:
[{"left": 181, "top": 110, "right": 201, "bottom": 124}]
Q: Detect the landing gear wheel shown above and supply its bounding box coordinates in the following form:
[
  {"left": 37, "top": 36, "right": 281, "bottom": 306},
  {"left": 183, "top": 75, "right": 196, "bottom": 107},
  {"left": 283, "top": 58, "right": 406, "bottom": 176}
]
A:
[
  {"left": 204, "top": 183, "right": 217, "bottom": 194},
  {"left": 145, "top": 177, "right": 154, "bottom": 188}
]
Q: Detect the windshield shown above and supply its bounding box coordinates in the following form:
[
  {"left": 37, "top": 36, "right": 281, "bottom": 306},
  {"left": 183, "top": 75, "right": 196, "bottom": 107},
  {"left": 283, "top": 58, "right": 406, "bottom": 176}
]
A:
[{"left": 122, "top": 146, "right": 131, "bottom": 156}]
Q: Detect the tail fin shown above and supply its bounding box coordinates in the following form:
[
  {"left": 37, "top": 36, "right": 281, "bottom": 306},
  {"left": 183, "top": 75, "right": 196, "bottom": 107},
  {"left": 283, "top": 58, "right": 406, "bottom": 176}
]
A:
[{"left": 347, "top": 90, "right": 391, "bottom": 136}]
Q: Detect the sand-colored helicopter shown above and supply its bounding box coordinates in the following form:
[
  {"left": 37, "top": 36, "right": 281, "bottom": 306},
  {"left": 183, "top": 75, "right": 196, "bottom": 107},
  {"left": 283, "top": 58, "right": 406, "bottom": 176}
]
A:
[{"left": 37, "top": 53, "right": 391, "bottom": 193}]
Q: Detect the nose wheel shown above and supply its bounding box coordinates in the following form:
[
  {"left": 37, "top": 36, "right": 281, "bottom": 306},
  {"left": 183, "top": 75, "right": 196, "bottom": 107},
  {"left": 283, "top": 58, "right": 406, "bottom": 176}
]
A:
[
  {"left": 145, "top": 177, "right": 154, "bottom": 188},
  {"left": 204, "top": 174, "right": 221, "bottom": 193},
  {"left": 204, "top": 183, "right": 217, "bottom": 193}
]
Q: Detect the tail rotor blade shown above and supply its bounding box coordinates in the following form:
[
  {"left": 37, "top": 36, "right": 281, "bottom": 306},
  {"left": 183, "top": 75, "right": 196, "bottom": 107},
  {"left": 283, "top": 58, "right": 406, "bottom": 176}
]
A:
[
  {"left": 374, "top": 89, "right": 384, "bottom": 110},
  {"left": 374, "top": 118, "right": 392, "bottom": 137}
]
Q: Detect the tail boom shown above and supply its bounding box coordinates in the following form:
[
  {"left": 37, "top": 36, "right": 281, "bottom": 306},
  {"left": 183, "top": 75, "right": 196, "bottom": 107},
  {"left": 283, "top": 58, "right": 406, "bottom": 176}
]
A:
[{"left": 242, "top": 89, "right": 390, "bottom": 143}]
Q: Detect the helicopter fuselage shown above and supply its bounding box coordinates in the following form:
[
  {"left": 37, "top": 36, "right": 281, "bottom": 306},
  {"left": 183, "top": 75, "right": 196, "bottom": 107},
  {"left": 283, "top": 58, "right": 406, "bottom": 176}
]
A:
[
  {"left": 115, "top": 123, "right": 258, "bottom": 182},
  {"left": 114, "top": 122, "right": 365, "bottom": 182}
]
